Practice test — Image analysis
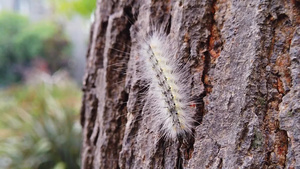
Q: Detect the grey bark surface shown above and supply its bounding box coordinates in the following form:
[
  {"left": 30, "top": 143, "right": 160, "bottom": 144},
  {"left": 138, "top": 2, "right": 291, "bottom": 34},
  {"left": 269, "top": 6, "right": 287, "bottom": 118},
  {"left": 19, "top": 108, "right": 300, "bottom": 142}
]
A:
[{"left": 81, "top": 0, "right": 300, "bottom": 168}]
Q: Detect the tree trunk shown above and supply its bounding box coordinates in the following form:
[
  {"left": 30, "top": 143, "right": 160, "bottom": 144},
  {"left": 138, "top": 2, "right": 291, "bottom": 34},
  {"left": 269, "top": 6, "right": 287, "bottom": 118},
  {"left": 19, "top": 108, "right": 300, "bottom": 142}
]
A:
[{"left": 80, "top": 0, "right": 300, "bottom": 168}]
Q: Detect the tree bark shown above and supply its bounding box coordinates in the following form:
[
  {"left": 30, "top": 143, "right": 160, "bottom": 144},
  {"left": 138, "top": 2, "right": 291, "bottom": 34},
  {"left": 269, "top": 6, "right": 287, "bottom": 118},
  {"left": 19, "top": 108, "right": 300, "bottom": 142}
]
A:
[{"left": 81, "top": 0, "right": 300, "bottom": 168}]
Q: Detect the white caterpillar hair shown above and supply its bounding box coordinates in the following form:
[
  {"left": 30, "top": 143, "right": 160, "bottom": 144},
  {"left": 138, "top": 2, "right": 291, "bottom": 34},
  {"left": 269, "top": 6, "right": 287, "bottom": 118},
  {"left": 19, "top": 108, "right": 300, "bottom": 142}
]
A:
[{"left": 136, "top": 28, "right": 195, "bottom": 141}]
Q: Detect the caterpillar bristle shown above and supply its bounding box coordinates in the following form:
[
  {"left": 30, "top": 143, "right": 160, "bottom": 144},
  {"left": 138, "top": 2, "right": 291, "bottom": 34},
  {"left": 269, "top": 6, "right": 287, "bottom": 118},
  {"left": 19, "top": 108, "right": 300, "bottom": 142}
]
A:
[{"left": 137, "top": 30, "right": 195, "bottom": 141}]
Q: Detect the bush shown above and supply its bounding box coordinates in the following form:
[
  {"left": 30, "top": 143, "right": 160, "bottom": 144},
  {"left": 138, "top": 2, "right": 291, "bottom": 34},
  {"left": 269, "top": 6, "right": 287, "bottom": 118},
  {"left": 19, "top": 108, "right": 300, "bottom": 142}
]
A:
[
  {"left": 0, "top": 12, "right": 71, "bottom": 86},
  {"left": 0, "top": 12, "right": 29, "bottom": 84},
  {"left": 15, "top": 21, "right": 70, "bottom": 73}
]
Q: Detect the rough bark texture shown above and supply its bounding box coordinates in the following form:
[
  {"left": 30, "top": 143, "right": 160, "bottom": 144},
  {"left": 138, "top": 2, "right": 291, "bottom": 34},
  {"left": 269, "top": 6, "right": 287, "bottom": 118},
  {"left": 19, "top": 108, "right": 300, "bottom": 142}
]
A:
[{"left": 81, "top": 0, "right": 300, "bottom": 168}]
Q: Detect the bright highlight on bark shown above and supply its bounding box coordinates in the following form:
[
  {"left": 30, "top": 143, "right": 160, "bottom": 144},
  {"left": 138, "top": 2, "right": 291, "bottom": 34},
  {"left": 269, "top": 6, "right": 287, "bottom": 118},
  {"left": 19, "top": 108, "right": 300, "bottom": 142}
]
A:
[{"left": 138, "top": 31, "right": 194, "bottom": 140}]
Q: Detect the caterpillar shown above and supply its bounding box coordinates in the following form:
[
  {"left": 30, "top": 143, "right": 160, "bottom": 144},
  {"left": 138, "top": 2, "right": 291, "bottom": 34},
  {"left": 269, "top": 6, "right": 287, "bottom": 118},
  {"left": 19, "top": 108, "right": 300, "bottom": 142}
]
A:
[{"left": 136, "top": 29, "right": 195, "bottom": 141}]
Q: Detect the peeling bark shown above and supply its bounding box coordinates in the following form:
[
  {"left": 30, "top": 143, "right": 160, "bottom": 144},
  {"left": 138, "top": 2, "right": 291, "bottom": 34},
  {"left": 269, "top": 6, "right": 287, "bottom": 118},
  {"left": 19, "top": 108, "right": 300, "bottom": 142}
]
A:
[{"left": 81, "top": 0, "right": 300, "bottom": 168}]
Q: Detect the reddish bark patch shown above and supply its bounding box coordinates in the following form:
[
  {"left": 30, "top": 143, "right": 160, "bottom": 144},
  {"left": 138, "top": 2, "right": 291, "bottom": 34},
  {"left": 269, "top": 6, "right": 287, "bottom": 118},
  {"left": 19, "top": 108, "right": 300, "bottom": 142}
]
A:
[
  {"left": 208, "top": 24, "right": 222, "bottom": 64},
  {"left": 275, "top": 130, "right": 288, "bottom": 166}
]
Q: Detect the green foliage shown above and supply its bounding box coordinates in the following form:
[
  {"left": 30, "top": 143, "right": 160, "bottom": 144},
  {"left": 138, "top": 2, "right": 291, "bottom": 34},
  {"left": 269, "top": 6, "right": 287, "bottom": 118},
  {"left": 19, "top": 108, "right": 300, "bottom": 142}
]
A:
[
  {"left": 51, "top": 0, "right": 97, "bottom": 18},
  {"left": 15, "top": 22, "right": 57, "bottom": 61},
  {"left": 0, "top": 12, "right": 29, "bottom": 84},
  {"left": 0, "top": 12, "right": 71, "bottom": 86},
  {"left": 0, "top": 79, "right": 81, "bottom": 169},
  {"left": 0, "top": 12, "right": 28, "bottom": 62},
  {"left": 15, "top": 21, "right": 71, "bottom": 72}
]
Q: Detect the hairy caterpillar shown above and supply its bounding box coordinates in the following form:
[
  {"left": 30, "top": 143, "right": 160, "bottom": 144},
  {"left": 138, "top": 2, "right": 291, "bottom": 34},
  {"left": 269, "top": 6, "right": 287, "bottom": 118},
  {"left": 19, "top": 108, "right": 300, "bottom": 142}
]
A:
[
  {"left": 104, "top": 7, "right": 196, "bottom": 142},
  {"left": 135, "top": 29, "right": 195, "bottom": 141}
]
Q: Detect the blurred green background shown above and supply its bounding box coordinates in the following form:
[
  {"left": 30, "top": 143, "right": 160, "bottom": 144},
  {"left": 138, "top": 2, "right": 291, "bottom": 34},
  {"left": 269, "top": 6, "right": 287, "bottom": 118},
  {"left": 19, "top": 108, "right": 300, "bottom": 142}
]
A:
[{"left": 0, "top": 0, "right": 96, "bottom": 168}]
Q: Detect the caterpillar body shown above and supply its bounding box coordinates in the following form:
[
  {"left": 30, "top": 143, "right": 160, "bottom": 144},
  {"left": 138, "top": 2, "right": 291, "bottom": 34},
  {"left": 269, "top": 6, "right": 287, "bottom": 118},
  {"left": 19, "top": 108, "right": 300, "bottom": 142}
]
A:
[{"left": 136, "top": 30, "right": 194, "bottom": 141}]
